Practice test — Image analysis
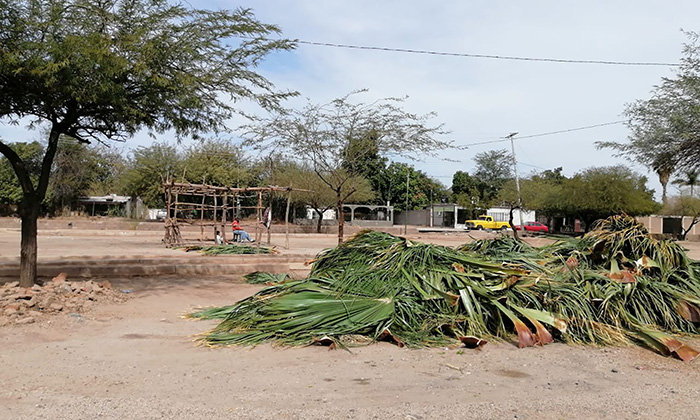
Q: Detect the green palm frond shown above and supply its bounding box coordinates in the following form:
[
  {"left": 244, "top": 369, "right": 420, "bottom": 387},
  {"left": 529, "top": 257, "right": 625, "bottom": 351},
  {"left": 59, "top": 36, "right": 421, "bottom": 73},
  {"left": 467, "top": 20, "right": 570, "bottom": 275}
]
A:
[{"left": 191, "top": 214, "right": 700, "bottom": 361}]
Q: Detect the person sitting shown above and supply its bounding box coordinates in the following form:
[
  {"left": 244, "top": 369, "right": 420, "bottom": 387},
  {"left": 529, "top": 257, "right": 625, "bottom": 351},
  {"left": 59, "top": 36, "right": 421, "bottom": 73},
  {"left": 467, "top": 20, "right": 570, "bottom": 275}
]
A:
[
  {"left": 215, "top": 230, "right": 224, "bottom": 245},
  {"left": 231, "top": 218, "right": 254, "bottom": 242}
]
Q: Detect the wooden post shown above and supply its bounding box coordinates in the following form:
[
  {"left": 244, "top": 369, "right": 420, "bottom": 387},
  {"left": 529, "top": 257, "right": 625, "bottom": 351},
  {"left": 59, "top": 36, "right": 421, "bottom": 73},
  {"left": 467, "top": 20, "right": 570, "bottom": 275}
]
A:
[
  {"left": 174, "top": 192, "right": 179, "bottom": 228},
  {"left": 222, "top": 192, "right": 228, "bottom": 243},
  {"left": 166, "top": 185, "right": 171, "bottom": 219},
  {"left": 285, "top": 189, "right": 291, "bottom": 249},
  {"left": 256, "top": 191, "right": 263, "bottom": 249},
  {"left": 213, "top": 193, "right": 218, "bottom": 242},
  {"left": 165, "top": 184, "right": 172, "bottom": 245},
  {"left": 267, "top": 188, "right": 273, "bottom": 245},
  {"left": 199, "top": 193, "right": 206, "bottom": 242}
]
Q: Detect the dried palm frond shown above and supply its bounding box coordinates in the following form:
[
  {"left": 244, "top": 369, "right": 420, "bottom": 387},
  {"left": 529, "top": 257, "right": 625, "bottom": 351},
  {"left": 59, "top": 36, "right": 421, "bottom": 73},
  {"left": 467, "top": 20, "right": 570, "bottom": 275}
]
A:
[
  {"left": 192, "top": 215, "right": 700, "bottom": 361},
  {"left": 179, "top": 244, "right": 273, "bottom": 255}
]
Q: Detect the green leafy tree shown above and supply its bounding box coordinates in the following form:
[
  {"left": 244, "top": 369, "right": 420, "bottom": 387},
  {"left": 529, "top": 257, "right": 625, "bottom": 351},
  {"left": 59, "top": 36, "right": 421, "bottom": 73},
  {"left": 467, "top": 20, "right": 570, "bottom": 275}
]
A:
[
  {"left": 556, "top": 166, "right": 659, "bottom": 231},
  {"left": 496, "top": 177, "right": 547, "bottom": 236},
  {"left": 672, "top": 169, "right": 700, "bottom": 197},
  {"left": 501, "top": 166, "right": 658, "bottom": 232},
  {"left": 182, "top": 138, "right": 250, "bottom": 187},
  {"left": 378, "top": 162, "right": 445, "bottom": 211},
  {"left": 243, "top": 90, "right": 450, "bottom": 243},
  {"left": 122, "top": 143, "right": 182, "bottom": 208},
  {"left": 450, "top": 170, "right": 481, "bottom": 214},
  {"left": 598, "top": 31, "right": 700, "bottom": 203},
  {"left": 0, "top": 142, "right": 43, "bottom": 210},
  {"left": 0, "top": 0, "right": 294, "bottom": 286},
  {"left": 527, "top": 167, "right": 569, "bottom": 222},
  {"left": 341, "top": 130, "right": 391, "bottom": 205},
  {"left": 270, "top": 162, "right": 374, "bottom": 233},
  {"left": 88, "top": 146, "right": 128, "bottom": 196},
  {"left": 535, "top": 167, "right": 566, "bottom": 183},
  {"left": 472, "top": 149, "right": 513, "bottom": 205}
]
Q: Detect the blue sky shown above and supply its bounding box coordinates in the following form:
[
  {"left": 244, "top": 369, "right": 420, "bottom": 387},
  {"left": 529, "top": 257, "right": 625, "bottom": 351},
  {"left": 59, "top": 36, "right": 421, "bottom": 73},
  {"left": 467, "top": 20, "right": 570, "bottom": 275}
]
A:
[
  {"left": 3, "top": 1, "right": 699, "bottom": 199},
  {"left": 226, "top": 0, "right": 697, "bottom": 199}
]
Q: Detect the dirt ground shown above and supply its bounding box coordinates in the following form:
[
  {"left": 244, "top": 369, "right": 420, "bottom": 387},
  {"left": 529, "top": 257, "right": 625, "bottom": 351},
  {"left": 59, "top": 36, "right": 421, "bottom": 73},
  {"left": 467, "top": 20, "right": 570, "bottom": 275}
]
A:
[{"left": 1, "top": 225, "right": 700, "bottom": 419}]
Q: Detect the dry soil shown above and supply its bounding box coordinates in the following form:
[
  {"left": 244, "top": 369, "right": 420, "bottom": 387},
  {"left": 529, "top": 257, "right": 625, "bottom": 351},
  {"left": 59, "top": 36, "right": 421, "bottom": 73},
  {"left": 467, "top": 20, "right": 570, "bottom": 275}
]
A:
[{"left": 1, "top": 224, "right": 700, "bottom": 419}]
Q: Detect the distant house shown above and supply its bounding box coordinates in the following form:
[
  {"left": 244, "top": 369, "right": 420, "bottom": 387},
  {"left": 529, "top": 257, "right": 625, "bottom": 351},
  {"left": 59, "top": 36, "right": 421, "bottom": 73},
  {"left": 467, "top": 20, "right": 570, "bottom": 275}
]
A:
[
  {"left": 77, "top": 194, "right": 143, "bottom": 218},
  {"left": 305, "top": 206, "right": 336, "bottom": 221}
]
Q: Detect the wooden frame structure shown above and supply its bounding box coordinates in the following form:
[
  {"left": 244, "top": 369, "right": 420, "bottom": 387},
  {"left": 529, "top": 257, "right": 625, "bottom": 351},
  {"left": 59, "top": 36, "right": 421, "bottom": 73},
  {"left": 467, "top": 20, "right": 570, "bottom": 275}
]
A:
[{"left": 162, "top": 181, "right": 302, "bottom": 249}]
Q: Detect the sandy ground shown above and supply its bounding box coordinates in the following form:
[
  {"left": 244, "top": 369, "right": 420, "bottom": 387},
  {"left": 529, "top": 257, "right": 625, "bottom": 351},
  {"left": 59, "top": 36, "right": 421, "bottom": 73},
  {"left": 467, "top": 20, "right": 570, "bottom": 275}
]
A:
[{"left": 1, "top": 224, "right": 700, "bottom": 419}]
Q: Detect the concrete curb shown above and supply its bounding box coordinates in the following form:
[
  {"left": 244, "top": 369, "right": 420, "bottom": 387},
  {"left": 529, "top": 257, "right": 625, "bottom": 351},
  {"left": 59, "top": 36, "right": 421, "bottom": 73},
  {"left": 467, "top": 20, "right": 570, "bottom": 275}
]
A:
[{"left": 0, "top": 254, "right": 314, "bottom": 281}]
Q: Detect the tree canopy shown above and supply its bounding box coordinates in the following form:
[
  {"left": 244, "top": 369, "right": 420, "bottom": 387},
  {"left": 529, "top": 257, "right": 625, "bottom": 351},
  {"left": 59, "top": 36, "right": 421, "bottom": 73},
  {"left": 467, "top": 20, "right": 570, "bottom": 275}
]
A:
[
  {"left": 376, "top": 162, "right": 445, "bottom": 211},
  {"left": 0, "top": 0, "right": 295, "bottom": 286},
  {"left": 598, "top": 31, "right": 700, "bottom": 202},
  {"left": 472, "top": 149, "right": 514, "bottom": 205},
  {"left": 0, "top": 141, "right": 43, "bottom": 207},
  {"left": 243, "top": 90, "right": 451, "bottom": 242},
  {"left": 501, "top": 166, "right": 659, "bottom": 231},
  {"left": 268, "top": 161, "right": 374, "bottom": 233}
]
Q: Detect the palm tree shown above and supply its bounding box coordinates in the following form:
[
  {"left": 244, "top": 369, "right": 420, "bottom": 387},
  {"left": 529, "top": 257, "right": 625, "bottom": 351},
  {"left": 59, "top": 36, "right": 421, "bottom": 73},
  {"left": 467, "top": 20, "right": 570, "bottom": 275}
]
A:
[
  {"left": 652, "top": 154, "right": 676, "bottom": 204},
  {"left": 673, "top": 169, "right": 699, "bottom": 197}
]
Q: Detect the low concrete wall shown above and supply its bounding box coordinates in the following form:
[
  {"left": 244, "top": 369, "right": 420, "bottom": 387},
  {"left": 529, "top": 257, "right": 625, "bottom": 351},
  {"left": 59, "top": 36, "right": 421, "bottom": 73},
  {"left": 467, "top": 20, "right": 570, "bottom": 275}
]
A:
[{"left": 0, "top": 254, "right": 312, "bottom": 282}]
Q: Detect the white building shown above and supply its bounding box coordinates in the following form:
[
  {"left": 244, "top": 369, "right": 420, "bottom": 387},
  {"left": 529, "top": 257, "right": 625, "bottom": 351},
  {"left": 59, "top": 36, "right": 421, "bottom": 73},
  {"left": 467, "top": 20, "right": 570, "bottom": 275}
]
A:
[
  {"left": 486, "top": 206, "right": 536, "bottom": 227},
  {"left": 305, "top": 207, "right": 336, "bottom": 220}
]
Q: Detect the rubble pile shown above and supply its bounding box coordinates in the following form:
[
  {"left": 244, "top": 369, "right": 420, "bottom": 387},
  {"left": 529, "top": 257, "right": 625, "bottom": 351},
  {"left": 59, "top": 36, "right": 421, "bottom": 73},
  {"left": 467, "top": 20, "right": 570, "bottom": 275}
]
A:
[{"left": 0, "top": 273, "right": 127, "bottom": 326}]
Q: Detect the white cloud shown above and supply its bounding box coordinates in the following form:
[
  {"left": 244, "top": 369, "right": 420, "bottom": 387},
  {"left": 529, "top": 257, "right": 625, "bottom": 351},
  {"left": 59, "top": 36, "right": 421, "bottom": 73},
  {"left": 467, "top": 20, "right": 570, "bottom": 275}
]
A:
[
  {"left": 3, "top": 0, "right": 698, "bottom": 199},
  {"left": 243, "top": 0, "right": 697, "bottom": 197}
]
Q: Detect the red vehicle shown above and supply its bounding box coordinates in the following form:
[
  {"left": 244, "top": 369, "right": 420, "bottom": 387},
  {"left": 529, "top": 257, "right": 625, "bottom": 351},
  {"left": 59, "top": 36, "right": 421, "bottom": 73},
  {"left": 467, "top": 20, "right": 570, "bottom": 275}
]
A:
[{"left": 515, "top": 221, "right": 549, "bottom": 233}]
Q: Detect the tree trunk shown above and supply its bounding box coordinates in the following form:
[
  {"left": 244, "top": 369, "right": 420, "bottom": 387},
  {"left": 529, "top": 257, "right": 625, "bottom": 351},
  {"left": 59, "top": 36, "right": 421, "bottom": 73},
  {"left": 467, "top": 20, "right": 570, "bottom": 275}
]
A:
[
  {"left": 18, "top": 196, "right": 39, "bottom": 288},
  {"left": 337, "top": 191, "right": 344, "bottom": 244},
  {"left": 316, "top": 210, "right": 323, "bottom": 233},
  {"left": 659, "top": 173, "right": 670, "bottom": 205},
  {"left": 680, "top": 217, "right": 699, "bottom": 241},
  {"left": 509, "top": 207, "right": 519, "bottom": 240},
  {"left": 0, "top": 127, "right": 61, "bottom": 288}
]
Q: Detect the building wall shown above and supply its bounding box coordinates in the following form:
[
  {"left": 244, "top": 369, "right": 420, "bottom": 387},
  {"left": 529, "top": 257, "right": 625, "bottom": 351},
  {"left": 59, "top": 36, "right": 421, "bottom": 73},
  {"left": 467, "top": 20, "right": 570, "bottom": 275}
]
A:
[
  {"left": 395, "top": 210, "right": 430, "bottom": 226},
  {"left": 305, "top": 208, "right": 336, "bottom": 220},
  {"left": 637, "top": 215, "right": 699, "bottom": 236},
  {"left": 486, "top": 208, "right": 536, "bottom": 226}
]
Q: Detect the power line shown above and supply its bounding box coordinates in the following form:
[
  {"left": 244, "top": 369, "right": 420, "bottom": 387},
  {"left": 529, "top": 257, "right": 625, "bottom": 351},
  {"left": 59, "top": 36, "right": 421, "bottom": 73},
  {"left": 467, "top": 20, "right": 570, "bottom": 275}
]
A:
[
  {"left": 517, "top": 120, "right": 626, "bottom": 139},
  {"left": 297, "top": 40, "right": 680, "bottom": 67},
  {"left": 461, "top": 120, "right": 626, "bottom": 147}
]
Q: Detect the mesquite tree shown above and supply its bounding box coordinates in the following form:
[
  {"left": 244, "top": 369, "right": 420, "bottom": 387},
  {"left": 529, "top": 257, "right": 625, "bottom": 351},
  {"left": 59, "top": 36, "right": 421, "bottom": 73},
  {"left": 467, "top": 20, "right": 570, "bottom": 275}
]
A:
[
  {"left": 0, "top": 0, "right": 295, "bottom": 286},
  {"left": 243, "top": 90, "right": 451, "bottom": 243},
  {"left": 598, "top": 31, "right": 700, "bottom": 203}
]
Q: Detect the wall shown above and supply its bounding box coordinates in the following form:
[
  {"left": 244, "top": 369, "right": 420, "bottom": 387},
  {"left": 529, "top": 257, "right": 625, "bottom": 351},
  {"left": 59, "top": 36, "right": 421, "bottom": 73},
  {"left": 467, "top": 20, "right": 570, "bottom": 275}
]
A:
[
  {"left": 636, "top": 215, "right": 699, "bottom": 239},
  {"left": 394, "top": 210, "right": 430, "bottom": 226},
  {"left": 486, "top": 208, "right": 536, "bottom": 226}
]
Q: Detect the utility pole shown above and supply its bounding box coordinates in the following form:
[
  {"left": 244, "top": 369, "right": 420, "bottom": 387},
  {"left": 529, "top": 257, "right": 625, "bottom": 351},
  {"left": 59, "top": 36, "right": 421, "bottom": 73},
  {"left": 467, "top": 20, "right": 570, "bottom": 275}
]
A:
[
  {"left": 404, "top": 171, "right": 409, "bottom": 235},
  {"left": 429, "top": 187, "right": 434, "bottom": 227},
  {"left": 507, "top": 132, "right": 524, "bottom": 230}
]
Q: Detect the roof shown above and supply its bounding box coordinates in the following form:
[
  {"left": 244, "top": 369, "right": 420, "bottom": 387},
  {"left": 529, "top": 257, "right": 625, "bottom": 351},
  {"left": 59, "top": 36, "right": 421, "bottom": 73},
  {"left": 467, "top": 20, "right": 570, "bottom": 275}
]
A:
[{"left": 77, "top": 194, "right": 131, "bottom": 204}]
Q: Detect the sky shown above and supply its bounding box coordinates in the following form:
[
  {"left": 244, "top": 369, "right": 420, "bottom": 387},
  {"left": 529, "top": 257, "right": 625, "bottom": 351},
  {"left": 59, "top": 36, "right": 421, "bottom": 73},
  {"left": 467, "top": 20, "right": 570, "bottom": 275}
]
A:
[
  {"left": 2, "top": 1, "right": 698, "bottom": 200},
  {"left": 227, "top": 0, "right": 698, "bottom": 199}
]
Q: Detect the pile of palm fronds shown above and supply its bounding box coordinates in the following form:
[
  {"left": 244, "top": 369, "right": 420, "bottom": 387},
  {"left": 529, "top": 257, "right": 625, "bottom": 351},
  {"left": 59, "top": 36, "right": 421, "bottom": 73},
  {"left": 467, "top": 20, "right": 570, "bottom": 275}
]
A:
[
  {"left": 190, "top": 215, "right": 700, "bottom": 360},
  {"left": 179, "top": 244, "right": 273, "bottom": 255}
]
